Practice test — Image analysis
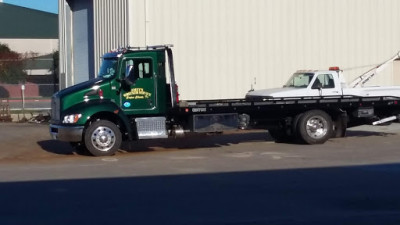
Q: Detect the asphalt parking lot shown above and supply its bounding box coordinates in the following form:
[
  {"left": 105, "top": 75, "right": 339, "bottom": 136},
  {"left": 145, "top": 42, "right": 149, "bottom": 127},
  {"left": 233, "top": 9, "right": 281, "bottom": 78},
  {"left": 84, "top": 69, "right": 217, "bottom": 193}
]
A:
[
  {"left": 1, "top": 122, "right": 400, "bottom": 224},
  {"left": 1, "top": 122, "right": 400, "bottom": 166}
]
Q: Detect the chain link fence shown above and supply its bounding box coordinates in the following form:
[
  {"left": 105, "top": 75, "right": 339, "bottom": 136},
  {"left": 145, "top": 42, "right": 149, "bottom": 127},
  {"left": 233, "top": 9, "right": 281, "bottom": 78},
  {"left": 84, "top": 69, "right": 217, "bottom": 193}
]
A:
[{"left": 0, "top": 83, "right": 57, "bottom": 122}]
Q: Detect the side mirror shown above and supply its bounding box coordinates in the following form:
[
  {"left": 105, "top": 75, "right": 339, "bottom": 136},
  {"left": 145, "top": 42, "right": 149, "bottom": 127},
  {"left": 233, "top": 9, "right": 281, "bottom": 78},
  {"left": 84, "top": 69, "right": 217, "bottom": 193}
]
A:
[{"left": 312, "top": 82, "right": 323, "bottom": 89}]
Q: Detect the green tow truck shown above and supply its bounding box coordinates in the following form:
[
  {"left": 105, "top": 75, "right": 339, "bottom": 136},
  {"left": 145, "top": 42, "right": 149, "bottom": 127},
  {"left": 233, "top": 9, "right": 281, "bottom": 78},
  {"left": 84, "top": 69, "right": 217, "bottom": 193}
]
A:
[{"left": 50, "top": 45, "right": 400, "bottom": 156}]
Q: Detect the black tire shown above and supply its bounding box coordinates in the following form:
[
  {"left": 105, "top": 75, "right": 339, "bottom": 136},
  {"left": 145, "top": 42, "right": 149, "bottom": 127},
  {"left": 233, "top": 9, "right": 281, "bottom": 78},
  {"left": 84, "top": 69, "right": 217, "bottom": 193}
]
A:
[
  {"left": 332, "top": 116, "right": 347, "bottom": 138},
  {"left": 291, "top": 113, "right": 304, "bottom": 140},
  {"left": 84, "top": 120, "right": 122, "bottom": 156},
  {"left": 297, "top": 110, "right": 333, "bottom": 144}
]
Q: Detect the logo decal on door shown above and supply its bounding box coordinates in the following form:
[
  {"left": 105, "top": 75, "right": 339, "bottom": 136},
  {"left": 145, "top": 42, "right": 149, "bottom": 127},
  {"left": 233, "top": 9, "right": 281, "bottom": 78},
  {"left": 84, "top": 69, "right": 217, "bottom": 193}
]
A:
[{"left": 123, "top": 88, "right": 152, "bottom": 100}]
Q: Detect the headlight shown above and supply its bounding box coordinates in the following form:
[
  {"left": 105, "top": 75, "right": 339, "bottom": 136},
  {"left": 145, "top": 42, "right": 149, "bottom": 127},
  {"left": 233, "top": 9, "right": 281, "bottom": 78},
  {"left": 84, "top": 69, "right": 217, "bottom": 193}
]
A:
[{"left": 63, "top": 114, "right": 82, "bottom": 124}]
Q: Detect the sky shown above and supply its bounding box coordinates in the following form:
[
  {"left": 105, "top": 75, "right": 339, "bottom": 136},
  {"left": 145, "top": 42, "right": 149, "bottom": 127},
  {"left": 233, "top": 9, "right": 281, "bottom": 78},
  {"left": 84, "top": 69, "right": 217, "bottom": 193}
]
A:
[{"left": 2, "top": 0, "right": 58, "bottom": 14}]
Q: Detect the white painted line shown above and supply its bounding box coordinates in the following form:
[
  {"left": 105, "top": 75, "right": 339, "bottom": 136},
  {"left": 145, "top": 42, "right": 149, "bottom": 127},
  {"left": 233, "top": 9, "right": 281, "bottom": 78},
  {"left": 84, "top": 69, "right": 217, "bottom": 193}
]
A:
[
  {"left": 101, "top": 158, "right": 119, "bottom": 162},
  {"left": 226, "top": 152, "right": 254, "bottom": 158},
  {"left": 169, "top": 156, "right": 206, "bottom": 160}
]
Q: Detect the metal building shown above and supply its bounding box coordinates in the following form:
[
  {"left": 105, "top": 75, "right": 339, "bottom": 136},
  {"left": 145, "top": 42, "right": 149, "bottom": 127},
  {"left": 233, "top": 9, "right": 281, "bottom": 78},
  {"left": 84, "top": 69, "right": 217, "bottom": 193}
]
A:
[
  {"left": 59, "top": 0, "right": 400, "bottom": 100},
  {"left": 0, "top": 3, "right": 58, "bottom": 76}
]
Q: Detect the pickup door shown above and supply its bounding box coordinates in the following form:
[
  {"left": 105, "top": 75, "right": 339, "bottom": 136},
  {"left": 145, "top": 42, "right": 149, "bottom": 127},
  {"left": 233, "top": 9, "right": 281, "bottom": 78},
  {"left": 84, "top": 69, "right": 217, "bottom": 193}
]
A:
[{"left": 305, "top": 72, "right": 342, "bottom": 97}]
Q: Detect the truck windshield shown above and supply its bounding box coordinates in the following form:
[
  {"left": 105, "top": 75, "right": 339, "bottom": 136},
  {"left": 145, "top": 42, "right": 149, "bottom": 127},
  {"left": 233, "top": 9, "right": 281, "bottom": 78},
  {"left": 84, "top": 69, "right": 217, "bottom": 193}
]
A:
[
  {"left": 284, "top": 73, "right": 315, "bottom": 88},
  {"left": 98, "top": 58, "right": 118, "bottom": 78}
]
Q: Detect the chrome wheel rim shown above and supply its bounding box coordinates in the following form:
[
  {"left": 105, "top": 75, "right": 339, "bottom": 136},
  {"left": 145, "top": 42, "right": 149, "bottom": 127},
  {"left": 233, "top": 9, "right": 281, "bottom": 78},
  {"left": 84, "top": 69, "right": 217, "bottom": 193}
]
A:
[
  {"left": 306, "top": 116, "right": 328, "bottom": 139},
  {"left": 91, "top": 126, "right": 116, "bottom": 152}
]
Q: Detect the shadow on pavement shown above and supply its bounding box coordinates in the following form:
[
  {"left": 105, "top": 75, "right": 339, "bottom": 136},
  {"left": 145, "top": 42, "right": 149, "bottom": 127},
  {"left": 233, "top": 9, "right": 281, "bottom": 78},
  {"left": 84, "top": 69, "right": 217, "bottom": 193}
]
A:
[
  {"left": 37, "top": 128, "right": 398, "bottom": 156},
  {"left": 119, "top": 129, "right": 398, "bottom": 153},
  {"left": 37, "top": 131, "right": 271, "bottom": 155},
  {"left": 345, "top": 130, "right": 396, "bottom": 137},
  {"left": 37, "top": 140, "right": 75, "bottom": 156},
  {"left": 1, "top": 163, "right": 400, "bottom": 225},
  {"left": 120, "top": 131, "right": 271, "bottom": 153}
]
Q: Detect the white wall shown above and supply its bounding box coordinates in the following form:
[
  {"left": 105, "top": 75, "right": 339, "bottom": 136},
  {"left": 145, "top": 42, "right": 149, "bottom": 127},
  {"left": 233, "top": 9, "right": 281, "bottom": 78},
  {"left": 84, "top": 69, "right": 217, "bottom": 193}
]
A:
[
  {"left": 0, "top": 38, "right": 57, "bottom": 77},
  {"left": 0, "top": 38, "right": 58, "bottom": 55},
  {"left": 128, "top": 0, "right": 400, "bottom": 100},
  {"left": 394, "top": 60, "right": 400, "bottom": 85}
]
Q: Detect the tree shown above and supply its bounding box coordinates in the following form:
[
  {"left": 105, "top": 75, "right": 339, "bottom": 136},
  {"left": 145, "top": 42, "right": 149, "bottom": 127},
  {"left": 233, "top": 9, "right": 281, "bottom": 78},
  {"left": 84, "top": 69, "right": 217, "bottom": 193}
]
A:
[
  {"left": 0, "top": 43, "right": 27, "bottom": 83},
  {"left": 51, "top": 50, "right": 59, "bottom": 92}
]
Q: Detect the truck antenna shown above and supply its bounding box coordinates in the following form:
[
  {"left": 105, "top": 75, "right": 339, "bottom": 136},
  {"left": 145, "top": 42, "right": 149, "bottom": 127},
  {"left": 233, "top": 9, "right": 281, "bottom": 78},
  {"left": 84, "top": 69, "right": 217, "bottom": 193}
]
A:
[{"left": 249, "top": 77, "right": 256, "bottom": 92}]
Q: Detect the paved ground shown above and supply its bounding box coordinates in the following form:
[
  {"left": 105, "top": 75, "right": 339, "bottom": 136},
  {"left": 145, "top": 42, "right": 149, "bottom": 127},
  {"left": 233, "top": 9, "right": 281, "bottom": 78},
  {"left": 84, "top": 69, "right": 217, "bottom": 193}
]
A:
[{"left": 1, "top": 123, "right": 400, "bottom": 224}]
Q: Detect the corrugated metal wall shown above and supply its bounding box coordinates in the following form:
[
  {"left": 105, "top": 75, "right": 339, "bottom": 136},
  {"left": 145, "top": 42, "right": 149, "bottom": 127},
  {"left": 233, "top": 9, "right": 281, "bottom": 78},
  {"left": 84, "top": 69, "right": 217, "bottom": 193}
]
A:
[
  {"left": 60, "top": 0, "right": 96, "bottom": 85},
  {"left": 129, "top": 0, "right": 400, "bottom": 100},
  {"left": 93, "top": 0, "right": 129, "bottom": 75},
  {"left": 58, "top": 1, "right": 72, "bottom": 89}
]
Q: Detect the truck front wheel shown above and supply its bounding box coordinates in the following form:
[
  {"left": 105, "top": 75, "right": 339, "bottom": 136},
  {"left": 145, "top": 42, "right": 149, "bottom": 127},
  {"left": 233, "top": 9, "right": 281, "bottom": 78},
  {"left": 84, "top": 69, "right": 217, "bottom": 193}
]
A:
[
  {"left": 297, "top": 110, "right": 333, "bottom": 144},
  {"left": 84, "top": 120, "right": 122, "bottom": 156}
]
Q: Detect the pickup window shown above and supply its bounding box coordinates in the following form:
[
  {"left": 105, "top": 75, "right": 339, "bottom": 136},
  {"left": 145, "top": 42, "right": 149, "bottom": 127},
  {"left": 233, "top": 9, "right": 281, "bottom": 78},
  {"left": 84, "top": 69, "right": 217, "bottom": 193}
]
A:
[
  {"left": 285, "top": 73, "right": 314, "bottom": 88},
  {"left": 313, "top": 74, "right": 335, "bottom": 89}
]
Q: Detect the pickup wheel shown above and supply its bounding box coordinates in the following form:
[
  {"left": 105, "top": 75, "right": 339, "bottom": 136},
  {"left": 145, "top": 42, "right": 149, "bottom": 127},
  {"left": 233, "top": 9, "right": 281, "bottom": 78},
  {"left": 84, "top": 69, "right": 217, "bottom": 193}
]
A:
[
  {"left": 84, "top": 120, "right": 122, "bottom": 156},
  {"left": 297, "top": 110, "right": 333, "bottom": 144}
]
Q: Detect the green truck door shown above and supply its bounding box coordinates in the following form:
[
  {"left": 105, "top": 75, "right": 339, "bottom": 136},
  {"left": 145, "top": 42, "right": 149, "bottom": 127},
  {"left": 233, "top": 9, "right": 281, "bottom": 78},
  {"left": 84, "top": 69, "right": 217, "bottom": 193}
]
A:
[{"left": 120, "top": 57, "right": 157, "bottom": 114}]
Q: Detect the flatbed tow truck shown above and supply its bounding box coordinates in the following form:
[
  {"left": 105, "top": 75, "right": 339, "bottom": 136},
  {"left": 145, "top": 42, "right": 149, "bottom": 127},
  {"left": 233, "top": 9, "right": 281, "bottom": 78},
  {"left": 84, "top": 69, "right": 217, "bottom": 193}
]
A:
[{"left": 50, "top": 45, "right": 400, "bottom": 156}]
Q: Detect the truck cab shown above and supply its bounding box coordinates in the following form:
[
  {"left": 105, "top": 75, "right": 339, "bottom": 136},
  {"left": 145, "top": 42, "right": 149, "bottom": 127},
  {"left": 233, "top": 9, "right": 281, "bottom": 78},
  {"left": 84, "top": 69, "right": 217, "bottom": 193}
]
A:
[
  {"left": 246, "top": 68, "right": 344, "bottom": 100},
  {"left": 101, "top": 49, "right": 168, "bottom": 114},
  {"left": 50, "top": 45, "right": 178, "bottom": 156}
]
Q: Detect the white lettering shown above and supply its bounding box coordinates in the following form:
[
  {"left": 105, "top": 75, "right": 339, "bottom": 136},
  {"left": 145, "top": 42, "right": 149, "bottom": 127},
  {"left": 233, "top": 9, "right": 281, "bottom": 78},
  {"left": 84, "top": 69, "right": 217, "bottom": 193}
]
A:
[{"left": 192, "top": 108, "right": 207, "bottom": 113}]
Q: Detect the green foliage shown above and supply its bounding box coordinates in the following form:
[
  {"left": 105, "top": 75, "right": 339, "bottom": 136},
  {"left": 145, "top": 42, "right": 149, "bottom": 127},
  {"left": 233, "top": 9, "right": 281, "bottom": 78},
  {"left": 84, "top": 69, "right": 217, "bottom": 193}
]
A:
[
  {"left": 0, "top": 43, "right": 11, "bottom": 53},
  {"left": 51, "top": 50, "right": 59, "bottom": 92},
  {"left": 51, "top": 50, "right": 59, "bottom": 77},
  {"left": 0, "top": 43, "right": 27, "bottom": 84}
]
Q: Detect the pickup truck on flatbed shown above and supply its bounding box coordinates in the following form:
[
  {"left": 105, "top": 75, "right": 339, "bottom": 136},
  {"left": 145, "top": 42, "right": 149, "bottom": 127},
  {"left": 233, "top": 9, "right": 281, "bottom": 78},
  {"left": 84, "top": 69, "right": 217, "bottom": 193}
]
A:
[{"left": 49, "top": 45, "right": 400, "bottom": 156}]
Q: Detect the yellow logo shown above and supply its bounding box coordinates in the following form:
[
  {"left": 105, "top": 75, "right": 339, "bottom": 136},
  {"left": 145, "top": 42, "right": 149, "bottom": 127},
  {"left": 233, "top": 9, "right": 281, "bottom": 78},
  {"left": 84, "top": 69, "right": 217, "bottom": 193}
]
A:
[{"left": 123, "top": 88, "right": 152, "bottom": 100}]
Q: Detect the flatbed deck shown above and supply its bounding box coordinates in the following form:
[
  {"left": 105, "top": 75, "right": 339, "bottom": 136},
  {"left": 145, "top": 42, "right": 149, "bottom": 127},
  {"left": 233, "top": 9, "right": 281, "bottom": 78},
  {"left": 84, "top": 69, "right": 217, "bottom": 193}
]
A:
[{"left": 177, "top": 95, "right": 400, "bottom": 114}]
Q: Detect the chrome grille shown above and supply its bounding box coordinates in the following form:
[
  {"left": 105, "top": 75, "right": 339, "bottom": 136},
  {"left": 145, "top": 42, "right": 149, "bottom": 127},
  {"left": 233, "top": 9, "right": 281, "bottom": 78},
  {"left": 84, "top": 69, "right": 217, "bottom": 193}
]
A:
[{"left": 51, "top": 95, "right": 60, "bottom": 121}]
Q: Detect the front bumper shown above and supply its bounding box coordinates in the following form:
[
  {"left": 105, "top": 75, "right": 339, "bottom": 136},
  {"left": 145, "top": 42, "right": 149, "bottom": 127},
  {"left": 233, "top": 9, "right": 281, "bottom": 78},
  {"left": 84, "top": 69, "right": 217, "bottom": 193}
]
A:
[{"left": 49, "top": 124, "right": 84, "bottom": 142}]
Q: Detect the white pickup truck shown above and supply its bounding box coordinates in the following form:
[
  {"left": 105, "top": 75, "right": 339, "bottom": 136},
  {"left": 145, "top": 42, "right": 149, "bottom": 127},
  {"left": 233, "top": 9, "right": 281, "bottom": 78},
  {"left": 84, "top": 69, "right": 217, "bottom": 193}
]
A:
[{"left": 246, "top": 51, "right": 400, "bottom": 100}]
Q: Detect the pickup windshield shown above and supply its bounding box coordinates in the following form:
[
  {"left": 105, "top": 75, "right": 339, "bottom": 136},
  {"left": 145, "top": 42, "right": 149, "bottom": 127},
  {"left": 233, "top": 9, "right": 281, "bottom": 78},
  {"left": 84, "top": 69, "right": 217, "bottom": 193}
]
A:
[
  {"left": 98, "top": 58, "right": 118, "bottom": 78},
  {"left": 284, "top": 73, "right": 315, "bottom": 88}
]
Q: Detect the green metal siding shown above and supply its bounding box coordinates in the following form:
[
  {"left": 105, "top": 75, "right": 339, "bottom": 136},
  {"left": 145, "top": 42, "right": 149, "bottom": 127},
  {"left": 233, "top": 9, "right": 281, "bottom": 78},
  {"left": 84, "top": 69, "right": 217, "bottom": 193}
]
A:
[{"left": 0, "top": 3, "right": 58, "bottom": 39}]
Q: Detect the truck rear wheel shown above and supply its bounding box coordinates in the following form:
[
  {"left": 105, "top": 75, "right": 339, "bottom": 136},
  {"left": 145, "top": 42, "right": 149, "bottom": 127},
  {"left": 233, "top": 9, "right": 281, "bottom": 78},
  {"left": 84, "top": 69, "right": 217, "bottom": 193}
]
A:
[
  {"left": 297, "top": 110, "right": 333, "bottom": 144},
  {"left": 84, "top": 120, "right": 122, "bottom": 156}
]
